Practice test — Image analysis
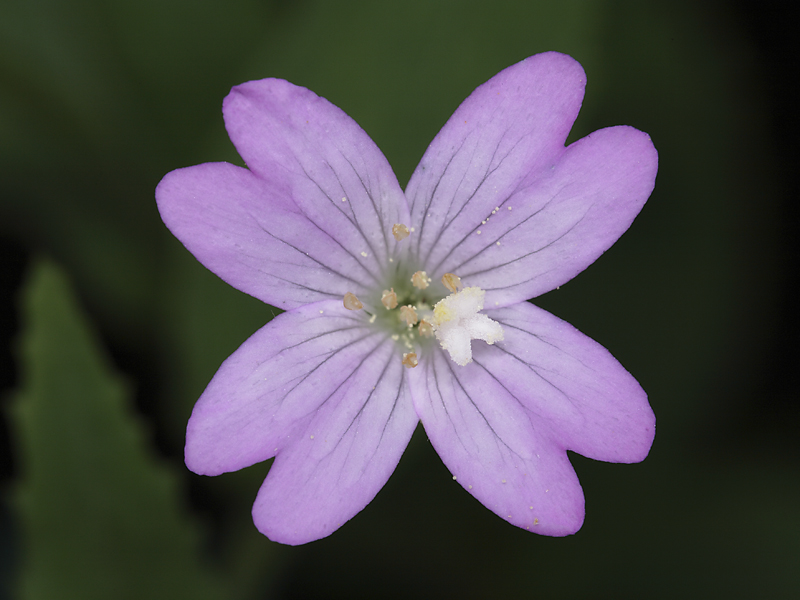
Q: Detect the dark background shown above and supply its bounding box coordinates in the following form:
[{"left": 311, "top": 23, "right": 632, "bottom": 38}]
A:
[{"left": 1, "top": 0, "right": 798, "bottom": 598}]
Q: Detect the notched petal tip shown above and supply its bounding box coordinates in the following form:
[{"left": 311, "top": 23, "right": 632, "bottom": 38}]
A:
[
  {"left": 406, "top": 51, "right": 589, "bottom": 275},
  {"left": 411, "top": 348, "right": 587, "bottom": 538},
  {"left": 246, "top": 339, "right": 418, "bottom": 544}
]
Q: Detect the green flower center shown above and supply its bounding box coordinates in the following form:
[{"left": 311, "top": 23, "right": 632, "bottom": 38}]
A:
[{"left": 343, "top": 223, "right": 502, "bottom": 367}]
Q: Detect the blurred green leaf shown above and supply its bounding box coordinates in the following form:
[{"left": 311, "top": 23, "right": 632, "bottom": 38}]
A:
[{"left": 8, "top": 258, "right": 226, "bottom": 600}]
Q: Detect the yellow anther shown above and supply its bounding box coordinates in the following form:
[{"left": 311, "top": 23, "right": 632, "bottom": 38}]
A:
[
  {"left": 343, "top": 292, "right": 363, "bottom": 310},
  {"left": 402, "top": 352, "right": 419, "bottom": 368},
  {"left": 399, "top": 305, "right": 418, "bottom": 327},
  {"left": 418, "top": 319, "right": 434, "bottom": 338},
  {"left": 392, "top": 224, "right": 410, "bottom": 241},
  {"left": 381, "top": 288, "right": 398, "bottom": 309},
  {"left": 411, "top": 270, "right": 431, "bottom": 289},
  {"left": 441, "top": 273, "right": 462, "bottom": 293}
]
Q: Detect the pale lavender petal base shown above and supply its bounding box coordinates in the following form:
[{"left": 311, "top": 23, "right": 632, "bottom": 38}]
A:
[
  {"left": 185, "top": 300, "right": 418, "bottom": 544},
  {"left": 409, "top": 301, "right": 654, "bottom": 535}
]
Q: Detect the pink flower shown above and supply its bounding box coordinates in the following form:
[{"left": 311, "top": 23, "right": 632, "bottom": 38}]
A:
[{"left": 156, "top": 52, "right": 657, "bottom": 545}]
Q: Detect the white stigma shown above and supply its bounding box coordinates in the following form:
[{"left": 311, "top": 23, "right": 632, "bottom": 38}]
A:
[{"left": 432, "top": 287, "right": 503, "bottom": 366}]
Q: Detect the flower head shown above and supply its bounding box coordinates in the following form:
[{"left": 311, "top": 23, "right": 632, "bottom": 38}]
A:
[{"left": 156, "top": 52, "right": 657, "bottom": 545}]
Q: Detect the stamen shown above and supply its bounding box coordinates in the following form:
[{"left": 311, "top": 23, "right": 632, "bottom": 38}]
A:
[
  {"left": 418, "top": 319, "right": 434, "bottom": 338},
  {"left": 381, "top": 288, "right": 398, "bottom": 309},
  {"left": 399, "top": 305, "right": 418, "bottom": 327},
  {"left": 392, "top": 224, "right": 410, "bottom": 241},
  {"left": 411, "top": 270, "right": 431, "bottom": 289},
  {"left": 343, "top": 292, "right": 363, "bottom": 310},
  {"left": 402, "top": 352, "right": 419, "bottom": 368},
  {"left": 441, "top": 273, "right": 462, "bottom": 293}
]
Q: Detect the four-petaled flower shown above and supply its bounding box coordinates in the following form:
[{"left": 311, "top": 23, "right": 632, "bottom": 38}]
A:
[{"left": 156, "top": 52, "right": 657, "bottom": 545}]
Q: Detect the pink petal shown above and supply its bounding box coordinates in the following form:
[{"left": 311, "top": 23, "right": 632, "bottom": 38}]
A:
[
  {"left": 184, "top": 300, "right": 417, "bottom": 545},
  {"left": 223, "top": 78, "right": 411, "bottom": 274},
  {"left": 157, "top": 162, "right": 382, "bottom": 308},
  {"left": 408, "top": 301, "right": 654, "bottom": 536},
  {"left": 405, "top": 52, "right": 585, "bottom": 275},
  {"left": 444, "top": 126, "right": 658, "bottom": 306},
  {"left": 252, "top": 345, "right": 415, "bottom": 545},
  {"left": 485, "top": 301, "right": 655, "bottom": 462},
  {"left": 409, "top": 346, "right": 585, "bottom": 536},
  {"left": 185, "top": 300, "right": 377, "bottom": 474}
]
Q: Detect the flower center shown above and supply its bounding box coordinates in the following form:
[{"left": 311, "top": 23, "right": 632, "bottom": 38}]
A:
[{"left": 343, "top": 223, "right": 503, "bottom": 367}]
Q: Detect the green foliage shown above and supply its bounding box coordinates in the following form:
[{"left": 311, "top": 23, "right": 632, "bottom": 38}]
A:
[{"left": 9, "top": 259, "right": 225, "bottom": 600}]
